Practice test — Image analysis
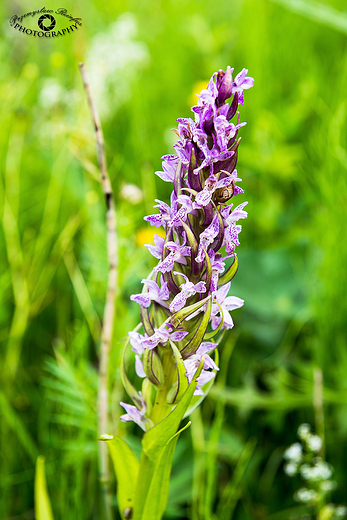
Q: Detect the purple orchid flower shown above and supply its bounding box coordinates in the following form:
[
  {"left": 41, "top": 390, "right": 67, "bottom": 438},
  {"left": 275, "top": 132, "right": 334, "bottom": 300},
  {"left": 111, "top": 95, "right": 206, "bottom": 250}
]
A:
[
  {"left": 208, "top": 250, "right": 226, "bottom": 292},
  {"left": 120, "top": 394, "right": 151, "bottom": 431},
  {"left": 155, "top": 154, "right": 180, "bottom": 183},
  {"left": 211, "top": 282, "right": 244, "bottom": 330},
  {"left": 154, "top": 235, "right": 191, "bottom": 273},
  {"left": 124, "top": 66, "right": 253, "bottom": 430},
  {"left": 144, "top": 234, "right": 165, "bottom": 259},
  {"left": 141, "top": 322, "right": 188, "bottom": 350},
  {"left": 168, "top": 194, "right": 197, "bottom": 228},
  {"left": 169, "top": 272, "right": 206, "bottom": 313},
  {"left": 184, "top": 342, "right": 220, "bottom": 395},
  {"left": 130, "top": 277, "right": 170, "bottom": 308},
  {"left": 232, "top": 68, "right": 254, "bottom": 105},
  {"left": 196, "top": 213, "right": 220, "bottom": 263}
]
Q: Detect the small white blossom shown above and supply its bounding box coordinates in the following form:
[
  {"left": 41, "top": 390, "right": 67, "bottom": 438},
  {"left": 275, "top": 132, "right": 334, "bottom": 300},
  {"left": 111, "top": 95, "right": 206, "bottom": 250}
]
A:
[
  {"left": 297, "top": 423, "right": 311, "bottom": 440},
  {"left": 284, "top": 461, "right": 298, "bottom": 476},
  {"left": 120, "top": 183, "right": 143, "bottom": 204},
  {"left": 300, "top": 461, "right": 333, "bottom": 482},
  {"left": 320, "top": 480, "right": 337, "bottom": 492},
  {"left": 294, "top": 488, "right": 319, "bottom": 504},
  {"left": 284, "top": 442, "right": 303, "bottom": 462},
  {"left": 86, "top": 13, "right": 150, "bottom": 120},
  {"left": 306, "top": 434, "right": 322, "bottom": 452},
  {"left": 335, "top": 506, "right": 347, "bottom": 517}
]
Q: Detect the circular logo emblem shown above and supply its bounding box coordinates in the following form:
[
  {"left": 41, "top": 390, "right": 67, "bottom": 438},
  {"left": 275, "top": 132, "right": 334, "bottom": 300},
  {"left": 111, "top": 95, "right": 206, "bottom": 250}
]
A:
[{"left": 38, "top": 14, "right": 56, "bottom": 32}]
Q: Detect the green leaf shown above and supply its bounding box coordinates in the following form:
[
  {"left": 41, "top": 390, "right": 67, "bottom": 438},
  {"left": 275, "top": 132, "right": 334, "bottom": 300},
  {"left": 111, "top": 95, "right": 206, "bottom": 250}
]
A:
[
  {"left": 181, "top": 297, "right": 212, "bottom": 357},
  {"left": 143, "top": 349, "right": 165, "bottom": 388},
  {"left": 170, "top": 295, "right": 210, "bottom": 328},
  {"left": 179, "top": 219, "right": 198, "bottom": 258},
  {"left": 35, "top": 456, "right": 55, "bottom": 520},
  {"left": 141, "top": 306, "right": 155, "bottom": 336},
  {"left": 133, "top": 359, "right": 204, "bottom": 520},
  {"left": 142, "top": 357, "right": 204, "bottom": 460},
  {"left": 121, "top": 333, "right": 143, "bottom": 410},
  {"left": 203, "top": 247, "right": 212, "bottom": 292},
  {"left": 169, "top": 340, "right": 189, "bottom": 403},
  {"left": 141, "top": 422, "right": 191, "bottom": 520},
  {"left": 218, "top": 254, "right": 238, "bottom": 287},
  {"left": 204, "top": 299, "right": 224, "bottom": 340},
  {"left": 101, "top": 435, "right": 139, "bottom": 520}
]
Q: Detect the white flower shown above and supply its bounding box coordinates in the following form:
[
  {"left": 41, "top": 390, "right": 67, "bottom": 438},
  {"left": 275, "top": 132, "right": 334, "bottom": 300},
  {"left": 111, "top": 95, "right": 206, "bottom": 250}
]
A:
[
  {"left": 297, "top": 423, "right": 311, "bottom": 439},
  {"left": 284, "top": 462, "right": 298, "bottom": 477},
  {"left": 284, "top": 442, "right": 303, "bottom": 462},
  {"left": 335, "top": 506, "right": 347, "bottom": 517},
  {"left": 86, "top": 13, "right": 149, "bottom": 119},
  {"left": 306, "top": 434, "right": 322, "bottom": 453},
  {"left": 120, "top": 183, "right": 143, "bottom": 204},
  {"left": 294, "top": 488, "right": 319, "bottom": 504},
  {"left": 320, "top": 480, "right": 337, "bottom": 492},
  {"left": 300, "top": 461, "right": 333, "bottom": 482}
]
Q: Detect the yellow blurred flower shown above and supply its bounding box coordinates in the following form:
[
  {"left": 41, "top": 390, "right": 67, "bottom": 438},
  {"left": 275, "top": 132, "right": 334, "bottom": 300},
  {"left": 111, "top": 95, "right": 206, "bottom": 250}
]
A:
[
  {"left": 189, "top": 80, "right": 208, "bottom": 107},
  {"left": 136, "top": 227, "right": 165, "bottom": 247}
]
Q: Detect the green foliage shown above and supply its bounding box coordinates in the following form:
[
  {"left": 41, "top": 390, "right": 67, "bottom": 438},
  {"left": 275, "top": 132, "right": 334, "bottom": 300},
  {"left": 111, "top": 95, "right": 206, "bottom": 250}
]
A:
[
  {"left": 101, "top": 435, "right": 139, "bottom": 520},
  {"left": 35, "top": 456, "right": 55, "bottom": 520}
]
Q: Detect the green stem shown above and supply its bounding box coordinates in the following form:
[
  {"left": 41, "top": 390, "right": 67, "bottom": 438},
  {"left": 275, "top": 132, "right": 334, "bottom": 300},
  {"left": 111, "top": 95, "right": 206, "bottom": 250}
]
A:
[{"left": 150, "top": 350, "right": 174, "bottom": 424}]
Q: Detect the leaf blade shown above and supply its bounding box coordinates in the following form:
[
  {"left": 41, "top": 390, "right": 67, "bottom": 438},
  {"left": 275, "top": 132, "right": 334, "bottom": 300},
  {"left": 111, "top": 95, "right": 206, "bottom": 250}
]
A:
[
  {"left": 101, "top": 435, "right": 139, "bottom": 520},
  {"left": 35, "top": 456, "right": 55, "bottom": 520}
]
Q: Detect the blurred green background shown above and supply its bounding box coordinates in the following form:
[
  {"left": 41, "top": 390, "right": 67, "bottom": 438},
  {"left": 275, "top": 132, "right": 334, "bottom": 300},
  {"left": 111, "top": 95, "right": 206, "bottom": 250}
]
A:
[{"left": 1, "top": 0, "right": 347, "bottom": 518}]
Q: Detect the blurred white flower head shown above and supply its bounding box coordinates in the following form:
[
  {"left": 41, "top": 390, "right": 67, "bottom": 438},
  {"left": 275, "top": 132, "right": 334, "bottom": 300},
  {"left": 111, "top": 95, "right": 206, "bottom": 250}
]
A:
[
  {"left": 297, "top": 423, "right": 311, "bottom": 440},
  {"left": 86, "top": 13, "right": 150, "bottom": 119},
  {"left": 306, "top": 434, "right": 322, "bottom": 452},
  {"left": 335, "top": 506, "right": 347, "bottom": 517},
  {"left": 284, "top": 442, "right": 303, "bottom": 463},
  {"left": 120, "top": 183, "right": 143, "bottom": 204},
  {"left": 294, "top": 487, "right": 318, "bottom": 504},
  {"left": 300, "top": 460, "right": 333, "bottom": 482},
  {"left": 284, "top": 461, "right": 298, "bottom": 477}
]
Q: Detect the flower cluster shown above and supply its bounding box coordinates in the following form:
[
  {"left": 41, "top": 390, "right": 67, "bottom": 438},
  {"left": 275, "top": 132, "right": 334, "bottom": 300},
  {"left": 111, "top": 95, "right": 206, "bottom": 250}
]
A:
[
  {"left": 283, "top": 424, "right": 347, "bottom": 518},
  {"left": 121, "top": 66, "right": 253, "bottom": 430}
]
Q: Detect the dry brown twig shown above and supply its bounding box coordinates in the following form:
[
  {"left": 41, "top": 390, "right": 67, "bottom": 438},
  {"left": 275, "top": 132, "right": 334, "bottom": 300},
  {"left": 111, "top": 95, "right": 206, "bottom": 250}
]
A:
[{"left": 78, "top": 62, "right": 117, "bottom": 520}]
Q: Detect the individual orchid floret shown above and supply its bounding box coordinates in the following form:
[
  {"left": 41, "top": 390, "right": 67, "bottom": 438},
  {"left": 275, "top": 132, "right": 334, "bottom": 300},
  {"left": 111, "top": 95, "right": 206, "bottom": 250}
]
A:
[
  {"left": 141, "top": 322, "right": 188, "bottom": 350},
  {"left": 232, "top": 68, "right": 254, "bottom": 105},
  {"left": 214, "top": 116, "right": 246, "bottom": 153},
  {"left": 184, "top": 342, "right": 219, "bottom": 395},
  {"left": 211, "top": 282, "right": 244, "bottom": 330},
  {"left": 209, "top": 250, "right": 226, "bottom": 292},
  {"left": 120, "top": 394, "right": 152, "bottom": 431},
  {"left": 144, "top": 192, "right": 178, "bottom": 229},
  {"left": 155, "top": 154, "right": 179, "bottom": 183},
  {"left": 129, "top": 330, "right": 146, "bottom": 356},
  {"left": 224, "top": 223, "right": 242, "bottom": 252},
  {"left": 154, "top": 237, "right": 191, "bottom": 273},
  {"left": 168, "top": 195, "right": 196, "bottom": 228},
  {"left": 169, "top": 272, "right": 206, "bottom": 312},
  {"left": 196, "top": 213, "right": 220, "bottom": 263},
  {"left": 222, "top": 201, "right": 249, "bottom": 226},
  {"left": 130, "top": 278, "right": 170, "bottom": 308},
  {"left": 144, "top": 234, "right": 165, "bottom": 259}
]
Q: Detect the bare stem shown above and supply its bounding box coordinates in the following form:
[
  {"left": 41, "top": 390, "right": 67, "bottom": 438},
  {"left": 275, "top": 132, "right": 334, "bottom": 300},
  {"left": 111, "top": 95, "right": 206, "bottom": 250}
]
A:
[
  {"left": 313, "top": 367, "right": 325, "bottom": 458},
  {"left": 78, "top": 62, "right": 117, "bottom": 520}
]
